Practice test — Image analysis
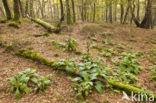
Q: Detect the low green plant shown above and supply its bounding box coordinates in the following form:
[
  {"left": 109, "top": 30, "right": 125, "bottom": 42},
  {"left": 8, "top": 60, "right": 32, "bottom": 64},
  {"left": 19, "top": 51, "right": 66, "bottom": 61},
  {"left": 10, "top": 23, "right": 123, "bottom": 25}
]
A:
[
  {"left": 102, "top": 48, "right": 117, "bottom": 57},
  {"left": 52, "top": 38, "right": 77, "bottom": 52},
  {"left": 150, "top": 65, "right": 156, "bottom": 81},
  {"left": 56, "top": 58, "right": 77, "bottom": 74},
  {"left": 52, "top": 40, "right": 65, "bottom": 49},
  {"left": 101, "top": 32, "right": 113, "bottom": 37},
  {"left": 113, "top": 52, "right": 141, "bottom": 84},
  {"left": 147, "top": 48, "right": 156, "bottom": 64},
  {"left": 8, "top": 68, "right": 52, "bottom": 99},
  {"left": 65, "top": 38, "right": 77, "bottom": 51},
  {"left": 56, "top": 52, "right": 110, "bottom": 99},
  {"left": 102, "top": 39, "right": 114, "bottom": 45}
]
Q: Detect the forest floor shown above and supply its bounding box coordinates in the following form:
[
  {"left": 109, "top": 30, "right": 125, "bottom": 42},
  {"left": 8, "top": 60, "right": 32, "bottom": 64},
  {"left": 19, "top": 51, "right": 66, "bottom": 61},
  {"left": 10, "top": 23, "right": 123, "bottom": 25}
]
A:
[{"left": 0, "top": 20, "right": 155, "bottom": 103}]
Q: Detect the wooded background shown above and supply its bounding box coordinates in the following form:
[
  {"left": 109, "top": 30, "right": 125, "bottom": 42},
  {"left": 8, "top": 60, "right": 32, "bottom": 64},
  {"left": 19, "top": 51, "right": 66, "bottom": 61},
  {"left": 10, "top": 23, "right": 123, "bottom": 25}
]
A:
[{"left": 0, "top": 0, "right": 156, "bottom": 28}]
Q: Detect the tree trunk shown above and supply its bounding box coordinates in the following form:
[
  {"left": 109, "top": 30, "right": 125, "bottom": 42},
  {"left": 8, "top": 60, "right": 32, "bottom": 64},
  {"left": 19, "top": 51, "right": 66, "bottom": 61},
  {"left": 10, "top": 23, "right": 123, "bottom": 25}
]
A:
[
  {"left": 29, "top": 0, "right": 34, "bottom": 17},
  {"left": 71, "top": 0, "right": 76, "bottom": 23},
  {"left": 129, "top": 0, "right": 153, "bottom": 29},
  {"left": 25, "top": 0, "right": 29, "bottom": 16},
  {"left": 123, "top": 4, "right": 130, "bottom": 24},
  {"left": 114, "top": 2, "right": 117, "bottom": 22},
  {"left": 137, "top": 0, "right": 140, "bottom": 21},
  {"left": 93, "top": 3, "right": 96, "bottom": 23},
  {"left": 18, "top": 0, "right": 24, "bottom": 17},
  {"left": 2, "top": 0, "right": 12, "bottom": 20},
  {"left": 60, "top": 0, "right": 64, "bottom": 20},
  {"left": 0, "top": 0, "right": 5, "bottom": 17},
  {"left": 109, "top": 0, "right": 113, "bottom": 23},
  {"left": 120, "top": 0, "right": 124, "bottom": 24},
  {"left": 106, "top": 4, "right": 108, "bottom": 22},
  {"left": 81, "top": 0, "right": 84, "bottom": 21},
  {"left": 66, "top": 0, "right": 71, "bottom": 24},
  {"left": 13, "top": 0, "right": 20, "bottom": 21}
]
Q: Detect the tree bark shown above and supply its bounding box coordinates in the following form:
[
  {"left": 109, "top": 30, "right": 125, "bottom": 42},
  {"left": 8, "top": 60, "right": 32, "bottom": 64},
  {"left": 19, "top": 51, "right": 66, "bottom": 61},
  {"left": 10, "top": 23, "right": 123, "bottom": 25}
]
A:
[
  {"left": 13, "top": 0, "right": 20, "bottom": 21},
  {"left": 71, "top": 0, "right": 76, "bottom": 23},
  {"left": 18, "top": 0, "right": 24, "bottom": 17},
  {"left": 137, "top": 0, "right": 140, "bottom": 21},
  {"left": 120, "top": 0, "right": 124, "bottom": 24},
  {"left": 60, "top": 0, "right": 64, "bottom": 20},
  {"left": 123, "top": 4, "right": 130, "bottom": 24},
  {"left": 93, "top": 3, "right": 96, "bottom": 23},
  {"left": 81, "top": 0, "right": 84, "bottom": 21},
  {"left": 66, "top": 0, "right": 71, "bottom": 24},
  {"left": 2, "top": 0, "right": 12, "bottom": 20},
  {"left": 109, "top": 0, "right": 113, "bottom": 23},
  {"left": 29, "top": 0, "right": 34, "bottom": 17},
  {"left": 25, "top": 0, "right": 29, "bottom": 16}
]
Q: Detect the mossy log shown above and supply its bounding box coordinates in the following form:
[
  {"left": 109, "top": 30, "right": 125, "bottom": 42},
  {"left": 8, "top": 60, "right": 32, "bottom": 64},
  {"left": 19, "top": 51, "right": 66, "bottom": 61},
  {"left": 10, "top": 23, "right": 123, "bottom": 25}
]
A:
[
  {"left": 16, "top": 49, "right": 156, "bottom": 100},
  {"left": 26, "top": 15, "right": 64, "bottom": 33},
  {"left": 30, "top": 19, "right": 59, "bottom": 33},
  {"left": 107, "top": 79, "right": 156, "bottom": 100}
]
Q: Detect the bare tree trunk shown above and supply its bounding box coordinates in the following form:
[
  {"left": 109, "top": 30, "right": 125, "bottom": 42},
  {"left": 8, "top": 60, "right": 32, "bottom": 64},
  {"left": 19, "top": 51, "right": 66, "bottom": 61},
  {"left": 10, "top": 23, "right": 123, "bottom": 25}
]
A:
[
  {"left": 25, "top": 0, "right": 29, "bottom": 16},
  {"left": 81, "top": 0, "right": 84, "bottom": 21},
  {"left": 106, "top": 5, "right": 108, "bottom": 22},
  {"left": 93, "top": 3, "right": 96, "bottom": 23},
  {"left": 120, "top": 0, "right": 124, "bottom": 24},
  {"left": 18, "top": 0, "right": 24, "bottom": 17},
  {"left": 0, "top": 0, "right": 5, "bottom": 17},
  {"left": 137, "top": 0, "right": 140, "bottom": 21},
  {"left": 29, "top": 0, "right": 34, "bottom": 17},
  {"left": 123, "top": 4, "right": 130, "bottom": 24},
  {"left": 2, "top": 0, "right": 12, "bottom": 20},
  {"left": 13, "top": 0, "right": 20, "bottom": 21},
  {"left": 60, "top": 0, "right": 64, "bottom": 20},
  {"left": 71, "top": 0, "right": 76, "bottom": 23},
  {"left": 109, "top": 0, "right": 113, "bottom": 23},
  {"left": 66, "top": 0, "right": 71, "bottom": 24},
  {"left": 114, "top": 2, "right": 117, "bottom": 22},
  {"left": 129, "top": 0, "right": 153, "bottom": 29}
]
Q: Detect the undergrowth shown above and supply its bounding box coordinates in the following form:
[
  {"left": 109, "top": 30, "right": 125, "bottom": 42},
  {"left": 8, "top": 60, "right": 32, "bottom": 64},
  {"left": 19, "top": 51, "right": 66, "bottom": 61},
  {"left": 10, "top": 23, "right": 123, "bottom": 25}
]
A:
[{"left": 8, "top": 68, "right": 52, "bottom": 99}]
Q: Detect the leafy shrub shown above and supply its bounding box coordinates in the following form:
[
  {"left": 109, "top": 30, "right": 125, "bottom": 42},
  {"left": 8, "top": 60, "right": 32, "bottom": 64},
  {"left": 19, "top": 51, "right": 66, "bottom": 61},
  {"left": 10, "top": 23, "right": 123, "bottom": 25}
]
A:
[
  {"left": 102, "top": 48, "right": 117, "bottom": 57},
  {"left": 65, "top": 38, "right": 77, "bottom": 51},
  {"left": 116, "top": 52, "right": 141, "bottom": 74},
  {"left": 102, "top": 39, "right": 114, "bottom": 45},
  {"left": 56, "top": 58, "right": 77, "bottom": 74},
  {"left": 8, "top": 68, "right": 52, "bottom": 99},
  {"left": 52, "top": 40, "right": 65, "bottom": 49},
  {"left": 52, "top": 38, "right": 77, "bottom": 52},
  {"left": 113, "top": 52, "right": 141, "bottom": 84},
  {"left": 150, "top": 65, "right": 156, "bottom": 81}
]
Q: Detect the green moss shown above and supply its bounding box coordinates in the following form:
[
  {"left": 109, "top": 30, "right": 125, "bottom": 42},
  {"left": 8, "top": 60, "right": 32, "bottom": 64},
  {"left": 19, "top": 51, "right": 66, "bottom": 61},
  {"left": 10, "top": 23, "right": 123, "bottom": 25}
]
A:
[
  {"left": 35, "top": 24, "right": 40, "bottom": 28},
  {"left": 107, "top": 79, "right": 156, "bottom": 100},
  {"left": 23, "top": 18, "right": 31, "bottom": 22},
  {"left": 16, "top": 49, "right": 58, "bottom": 67},
  {"left": 8, "top": 21, "right": 19, "bottom": 28},
  {"left": 0, "top": 19, "right": 7, "bottom": 23},
  {"left": 6, "top": 45, "right": 13, "bottom": 51}
]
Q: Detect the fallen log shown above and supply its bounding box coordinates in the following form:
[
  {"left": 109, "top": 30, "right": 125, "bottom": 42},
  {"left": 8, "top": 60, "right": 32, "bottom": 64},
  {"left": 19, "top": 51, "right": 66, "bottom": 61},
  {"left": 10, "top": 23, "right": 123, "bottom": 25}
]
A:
[
  {"left": 26, "top": 15, "right": 64, "bottom": 33},
  {"left": 16, "top": 49, "right": 156, "bottom": 101}
]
